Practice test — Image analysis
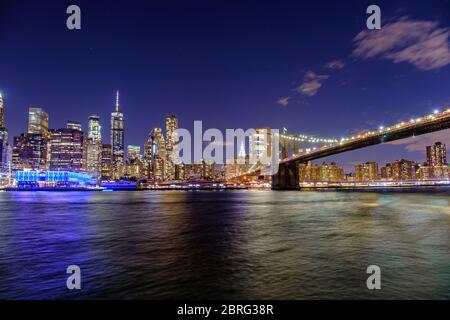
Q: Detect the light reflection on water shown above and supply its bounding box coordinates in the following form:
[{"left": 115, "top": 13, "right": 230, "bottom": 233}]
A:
[{"left": 0, "top": 190, "right": 449, "bottom": 299}]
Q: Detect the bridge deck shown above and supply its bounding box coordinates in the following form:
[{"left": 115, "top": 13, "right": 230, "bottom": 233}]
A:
[{"left": 281, "top": 109, "right": 450, "bottom": 164}]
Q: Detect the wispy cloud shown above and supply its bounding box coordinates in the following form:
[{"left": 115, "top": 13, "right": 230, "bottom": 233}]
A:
[
  {"left": 352, "top": 17, "right": 450, "bottom": 71},
  {"left": 277, "top": 96, "right": 290, "bottom": 106},
  {"left": 296, "top": 71, "right": 330, "bottom": 96},
  {"left": 325, "top": 60, "right": 345, "bottom": 70}
]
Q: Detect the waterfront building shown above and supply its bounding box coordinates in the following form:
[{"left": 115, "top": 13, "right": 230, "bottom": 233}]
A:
[
  {"left": 12, "top": 107, "right": 50, "bottom": 171},
  {"left": 49, "top": 126, "right": 84, "bottom": 172},
  {"left": 355, "top": 162, "right": 378, "bottom": 182},
  {"left": 175, "top": 163, "right": 185, "bottom": 181},
  {"left": 111, "top": 91, "right": 125, "bottom": 180},
  {"left": 391, "top": 159, "right": 416, "bottom": 180},
  {"left": 0, "top": 129, "right": 8, "bottom": 169},
  {"left": 28, "top": 107, "right": 49, "bottom": 135},
  {"left": 381, "top": 163, "right": 393, "bottom": 180},
  {"left": 101, "top": 144, "right": 112, "bottom": 180},
  {"left": 426, "top": 142, "right": 448, "bottom": 179},
  {"left": 0, "top": 94, "right": 11, "bottom": 173},
  {"left": 299, "top": 161, "right": 344, "bottom": 182},
  {"left": 184, "top": 162, "right": 203, "bottom": 181},
  {"left": 416, "top": 163, "right": 432, "bottom": 180},
  {"left": 165, "top": 115, "right": 178, "bottom": 181},
  {"left": 12, "top": 133, "right": 48, "bottom": 171},
  {"left": 15, "top": 171, "right": 95, "bottom": 188},
  {"left": 86, "top": 115, "right": 102, "bottom": 178},
  {"left": 201, "top": 160, "right": 216, "bottom": 180}
]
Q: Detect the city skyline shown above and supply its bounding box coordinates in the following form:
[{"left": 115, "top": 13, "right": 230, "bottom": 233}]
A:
[
  {"left": 1, "top": 0, "right": 450, "bottom": 303},
  {"left": 1, "top": 0, "right": 450, "bottom": 171}
]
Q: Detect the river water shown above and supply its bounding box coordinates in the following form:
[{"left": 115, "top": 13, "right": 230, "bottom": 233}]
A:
[{"left": 0, "top": 190, "right": 449, "bottom": 299}]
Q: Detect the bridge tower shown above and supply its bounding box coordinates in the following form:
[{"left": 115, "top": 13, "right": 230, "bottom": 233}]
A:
[{"left": 272, "top": 161, "right": 300, "bottom": 190}]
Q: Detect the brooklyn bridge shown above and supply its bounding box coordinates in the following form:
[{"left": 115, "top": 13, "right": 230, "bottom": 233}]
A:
[{"left": 272, "top": 108, "right": 450, "bottom": 189}]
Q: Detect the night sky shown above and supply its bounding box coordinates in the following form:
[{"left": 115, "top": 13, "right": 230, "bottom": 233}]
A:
[{"left": 1, "top": 0, "right": 450, "bottom": 171}]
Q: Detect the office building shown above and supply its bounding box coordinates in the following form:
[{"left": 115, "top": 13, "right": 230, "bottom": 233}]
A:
[
  {"left": 0, "top": 93, "right": 4, "bottom": 128},
  {"left": 86, "top": 115, "right": 102, "bottom": 177},
  {"left": 426, "top": 142, "right": 448, "bottom": 179},
  {"left": 111, "top": 91, "right": 125, "bottom": 179},
  {"left": 28, "top": 107, "right": 49, "bottom": 135},
  {"left": 101, "top": 144, "right": 112, "bottom": 180},
  {"left": 391, "top": 159, "right": 416, "bottom": 180},
  {"left": 12, "top": 133, "right": 48, "bottom": 171},
  {"left": 355, "top": 162, "right": 378, "bottom": 182},
  {"left": 49, "top": 126, "right": 84, "bottom": 172}
]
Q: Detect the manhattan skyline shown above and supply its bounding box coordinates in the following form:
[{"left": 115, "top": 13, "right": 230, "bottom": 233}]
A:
[{"left": 1, "top": 0, "right": 450, "bottom": 171}]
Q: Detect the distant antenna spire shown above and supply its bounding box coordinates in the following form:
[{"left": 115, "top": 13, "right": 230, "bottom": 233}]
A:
[{"left": 115, "top": 90, "right": 120, "bottom": 112}]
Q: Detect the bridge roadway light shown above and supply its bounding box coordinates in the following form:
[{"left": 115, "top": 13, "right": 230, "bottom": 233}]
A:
[{"left": 434, "top": 109, "right": 439, "bottom": 114}]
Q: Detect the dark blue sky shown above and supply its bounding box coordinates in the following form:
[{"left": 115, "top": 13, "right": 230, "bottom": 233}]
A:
[{"left": 1, "top": 0, "right": 450, "bottom": 170}]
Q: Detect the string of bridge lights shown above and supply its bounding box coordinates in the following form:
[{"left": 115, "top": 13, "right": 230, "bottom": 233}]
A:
[{"left": 277, "top": 108, "right": 450, "bottom": 148}]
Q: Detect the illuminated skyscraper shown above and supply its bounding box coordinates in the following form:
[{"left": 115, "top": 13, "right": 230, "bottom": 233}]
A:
[
  {"left": 86, "top": 115, "right": 102, "bottom": 178},
  {"left": 427, "top": 142, "right": 447, "bottom": 167},
  {"left": 12, "top": 133, "right": 48, "bottom": 171},
  {"left": 127, "top": 145, "right": 141, "bottom": 162},
  {"left": 143, "top": 132, "right": 154, "bottom": 179},
  {"left": 88, "top": 115, "right": 102, "bottom": 142},
  {"left": 0, "top": 92, "right": 4, "bottom": 128},
  {"left": 165, "top": 115, "right": 178, "bottom": 150},
  {"left": 0, "top": 93, "right": 9, "bottom": 169},
  {"left": 67, "top": 120, "right": 82, "bottom": 132},
  {"left": 101, "top": 144, "right": 112, "bottom": 180},
  {"left": 426, "top": 142, "right": 447, "bottom": 178},
  {"left": 28, "top": 107, "right": 49, "bottom": 135},
  {"left": 165, "top": 115, "right": 178, "bottom": 180},
  {"left": 111, "top": 91, "right": 124, "bottom": 179},
  {"left": 49, "top": 126, "right": 84, "bottom": 172},
  {"left": 149, "top": 127, "right": 165, "bottom": 180}
]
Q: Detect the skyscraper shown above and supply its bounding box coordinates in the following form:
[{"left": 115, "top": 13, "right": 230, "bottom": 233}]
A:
[
  {"left": 12, "top": 133, "right": 48, "bottom": 171},
  {"left": 49, "top": 126, "right": 84, "bottom": 172},
  {"left": 86, "top": 115, "right": 102, "bottom": 178},
  {"left": 111, "top": 91, "right": 124, "bottom": 180},
  {"left": 426, "top": 142, "right": 447, "bottom": 179},
  {"left": 165, "top": 115, "right": 178, "bottom": 180},
  {"left": 150, "top": 127, "right": 165, "bottom": 180},
  {"left": 127, "top": 145, "right": 141, "bottom": 162},
  {"left": 67, "top": 120, "right": 82, "bottom": 132},
  {"left": 0, "top": 93, "right": 8, "bottom": 169},
  {"left": 28, "top": 107, "right": 49, "bottom": 135},
  {"left": 0, "top": 92, "right": 4, "bottom": 128},
  {"left": 101, "top": 144, "right": 112, "bottom": 180},
  {"left": 12, "top": 107, "right": 50, "bottom": 171}
]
